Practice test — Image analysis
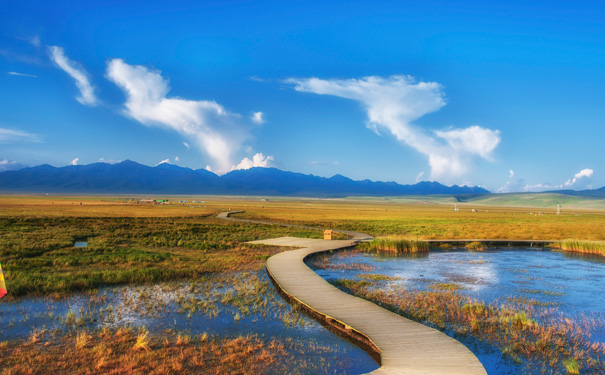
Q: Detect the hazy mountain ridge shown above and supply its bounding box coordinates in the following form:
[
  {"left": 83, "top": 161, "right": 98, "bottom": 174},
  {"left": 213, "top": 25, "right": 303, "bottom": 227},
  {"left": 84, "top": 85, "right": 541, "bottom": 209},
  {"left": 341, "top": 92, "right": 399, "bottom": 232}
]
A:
[{"left": 0, "top": 160, "right": 490, "bottom": 196}]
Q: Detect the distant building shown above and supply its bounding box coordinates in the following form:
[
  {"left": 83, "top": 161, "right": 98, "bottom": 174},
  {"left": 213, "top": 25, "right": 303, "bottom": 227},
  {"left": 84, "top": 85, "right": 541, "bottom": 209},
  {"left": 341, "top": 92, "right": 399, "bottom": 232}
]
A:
[{"left": 324, "top": 230, "right": 333, "bottom": 240}]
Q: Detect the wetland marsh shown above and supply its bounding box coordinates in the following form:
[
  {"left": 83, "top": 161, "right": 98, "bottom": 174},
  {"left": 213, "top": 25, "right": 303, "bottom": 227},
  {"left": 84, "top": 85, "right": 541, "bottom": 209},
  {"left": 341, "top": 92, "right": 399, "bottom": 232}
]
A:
[
  {"left": 308, "top": 247, "right": 605, "bottom": 374},
  {"left": 1, "top": 196, "right": 604, "bottom": 374}
]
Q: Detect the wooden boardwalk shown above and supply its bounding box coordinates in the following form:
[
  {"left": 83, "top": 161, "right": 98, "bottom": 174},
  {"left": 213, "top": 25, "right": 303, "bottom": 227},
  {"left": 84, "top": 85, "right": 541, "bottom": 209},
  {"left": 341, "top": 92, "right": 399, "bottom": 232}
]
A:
[{"left": 219, "top": 211, "right": 487, "bottom": 374}]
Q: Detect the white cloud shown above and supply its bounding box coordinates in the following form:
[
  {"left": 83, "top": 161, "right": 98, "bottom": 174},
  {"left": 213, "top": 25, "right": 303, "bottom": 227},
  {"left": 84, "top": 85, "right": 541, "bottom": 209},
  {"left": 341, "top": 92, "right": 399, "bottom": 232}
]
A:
[
  {"left": 0, "top": 128, "right": 41, "bottom": 143},
  {"left": 106, "top": 59, "right": 254, "bottom": 173},
  {"left": 0, "top": 159, "right": 27, "bottom": 172},
  {"left": 416, "top": 171, "right": 425, "bottom": 182},
  {"left": 285, "top": 75, "right": 501, "bottom": 181},
  {"left": 7, "top": 71, "right": 37, "bottom": 78},
  {"left": 519, "top": 168, "right": 595, "bottom": 192},
  {"left": 183, "top": 142, "right": 190, "bottom": 150},
  {"left": 71, "top": 158, "right": 79, "bottom": 166},
  {"left": 157, "top": 159, "right": 170, "bottom": 165},
  {"left": 564, "top": 168, "right": 593, "bottom": 188},
  {"left": 251, "top": 111, "right": 265, "bottom": 124},
  {"left": 97, "top": 157, "right": 121, "bottom": 164},
  {"left": 48, "top": 46, "right": 98, "bottom": 106},
  {"left": 232, "top": 153, "right": 274, "bottom": 171},
  {"left": 509, "top": 170, "right": 515, "bottom": 178},
  {"left": 175, "top": 156, "right": 179, "bottom": 162}
]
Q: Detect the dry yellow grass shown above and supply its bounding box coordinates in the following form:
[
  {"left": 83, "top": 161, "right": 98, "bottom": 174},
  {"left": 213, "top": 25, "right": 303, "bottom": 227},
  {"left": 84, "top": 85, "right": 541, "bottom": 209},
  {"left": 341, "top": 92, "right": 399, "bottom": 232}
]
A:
[{"left": 1, "top": 195, "right": 604, "bottom": 240}]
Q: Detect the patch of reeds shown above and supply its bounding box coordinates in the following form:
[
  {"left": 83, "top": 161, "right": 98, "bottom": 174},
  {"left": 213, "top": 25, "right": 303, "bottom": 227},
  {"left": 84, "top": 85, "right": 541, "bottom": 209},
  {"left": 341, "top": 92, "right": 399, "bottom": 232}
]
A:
[
  {"left": 334, "top": 277, "right": 605, "bottom": 374},
  {"left": 465, "top": 241, "right": 486, "bottom": 251},
  {"left": 360, "top": 237, "right": 429, "bottom": 254},
  {"left": 554, "top": 239, "right": 605, "bottom": 257}
]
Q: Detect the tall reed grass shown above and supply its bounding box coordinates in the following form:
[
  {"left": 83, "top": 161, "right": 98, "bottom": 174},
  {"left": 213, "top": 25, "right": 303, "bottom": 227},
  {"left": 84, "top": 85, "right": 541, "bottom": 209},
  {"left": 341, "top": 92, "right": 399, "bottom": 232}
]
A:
[
  {"left": 554, "top": 240, "right": 605, "bottom": 256},
  {"left": 361, "top": 237, "right": 429, "bottom": 254}
]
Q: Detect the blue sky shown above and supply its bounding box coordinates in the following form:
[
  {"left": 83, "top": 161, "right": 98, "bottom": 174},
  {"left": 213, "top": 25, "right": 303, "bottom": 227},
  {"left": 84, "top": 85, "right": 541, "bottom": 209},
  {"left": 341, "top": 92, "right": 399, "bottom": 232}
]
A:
[{"left": 1, "top": 0, "right": 603, "bottom": 192}]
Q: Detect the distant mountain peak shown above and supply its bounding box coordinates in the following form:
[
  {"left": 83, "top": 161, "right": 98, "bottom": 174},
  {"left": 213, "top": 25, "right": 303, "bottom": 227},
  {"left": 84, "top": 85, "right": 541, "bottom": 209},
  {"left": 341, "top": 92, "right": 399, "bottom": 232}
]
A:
[{"left": 0, "top": 160, "right": 491, "bottom": 196}]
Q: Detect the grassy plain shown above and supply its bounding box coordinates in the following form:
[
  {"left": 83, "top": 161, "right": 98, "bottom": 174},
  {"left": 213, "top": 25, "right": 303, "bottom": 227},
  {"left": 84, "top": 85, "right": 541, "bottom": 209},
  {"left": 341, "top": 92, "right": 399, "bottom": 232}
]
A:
[
  {"left": 233, "top": 197, "right": 605, "bottom": 241},
  {"left": 1, "top": 194, "right": 605, "bottom": 374},
  {"left": 0, "top": 196, "right": 323, "bottom": 297},
  {"left": 1, "top": 194, "right": 604, "bottom": 298}
]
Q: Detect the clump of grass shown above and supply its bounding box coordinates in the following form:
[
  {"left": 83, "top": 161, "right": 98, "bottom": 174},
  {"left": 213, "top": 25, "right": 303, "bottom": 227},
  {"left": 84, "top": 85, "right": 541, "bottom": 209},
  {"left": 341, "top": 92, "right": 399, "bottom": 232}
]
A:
[
  {"left": 133, "top": 330, "right": 151, "bottom": 352},
  {"left": 360, "top": 237, "right": 429, "bottom": 254},
  {"left": 75, "top": 331, "right": 90, "bottom": 350},
  {"left": 554, "top": 239, "right": 605, "bottom": 257},
  {"left": 564, "top": 358, "right": 580, "bottom": 374},
  {"left": 358, "top": 273, "right": 401, "bottom": 281},
  {"left": 429, "top": 282, "right": 464, "bottom": 291},
  {"left": 465, "top": 241, "right": 486, "bottom": 251}
]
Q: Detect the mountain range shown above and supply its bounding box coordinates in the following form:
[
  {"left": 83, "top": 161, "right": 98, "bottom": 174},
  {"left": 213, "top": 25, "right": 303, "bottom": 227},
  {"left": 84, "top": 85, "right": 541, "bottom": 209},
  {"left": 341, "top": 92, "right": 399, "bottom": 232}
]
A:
[{"left": 0, "top": 160, "right": 491, "bottom": 196}]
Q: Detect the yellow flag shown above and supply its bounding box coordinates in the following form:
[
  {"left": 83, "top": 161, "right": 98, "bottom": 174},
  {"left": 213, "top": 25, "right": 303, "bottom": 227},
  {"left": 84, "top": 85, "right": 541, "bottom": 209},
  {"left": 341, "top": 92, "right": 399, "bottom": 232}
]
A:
[{"left": 0, "top": 261, "right": 6, "bottom": 299}]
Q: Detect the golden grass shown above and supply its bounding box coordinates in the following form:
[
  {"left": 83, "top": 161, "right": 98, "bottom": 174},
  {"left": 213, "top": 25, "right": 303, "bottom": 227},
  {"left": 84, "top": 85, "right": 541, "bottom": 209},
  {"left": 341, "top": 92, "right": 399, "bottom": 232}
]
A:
[
  {"left": 1, "top": 195, "right": 604, "bottom": 241},
  {"left": 0, "top": 329, "right": 286, "bottom": 375},
  {"left": 553, "top": 240, "right": 605, "bottom": 256},
  {"left": 361, "top": 237, "right": 429, "bottom": 253},
  {"left": 234, "top": 200, "right": 605, "bottom": 241}
]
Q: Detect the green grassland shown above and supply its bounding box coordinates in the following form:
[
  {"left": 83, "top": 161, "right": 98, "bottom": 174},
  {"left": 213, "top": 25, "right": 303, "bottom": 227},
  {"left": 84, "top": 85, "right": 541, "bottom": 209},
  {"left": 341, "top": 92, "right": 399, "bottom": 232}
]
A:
[
  {"left": 0, "top": 198, "right": 324, "bottom": 297},
  {"left": 1, "top": 194, "right": 604, "bottom": 298},
  {"left": 345, "top": 192, "right": 605, "bottom": 210}
]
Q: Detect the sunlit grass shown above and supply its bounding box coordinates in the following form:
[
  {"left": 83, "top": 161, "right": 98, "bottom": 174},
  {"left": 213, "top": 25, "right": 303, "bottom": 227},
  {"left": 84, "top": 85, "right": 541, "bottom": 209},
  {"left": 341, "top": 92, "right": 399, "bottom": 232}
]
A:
[
  {"left": 360, "top": 237, "right": 429, "bottom": 253},
  {"left": 334, "top": 278, "right": 605, "bottom": 374},
  {"left": 554, "top": 239, "right": 605, "bottom": 256}
]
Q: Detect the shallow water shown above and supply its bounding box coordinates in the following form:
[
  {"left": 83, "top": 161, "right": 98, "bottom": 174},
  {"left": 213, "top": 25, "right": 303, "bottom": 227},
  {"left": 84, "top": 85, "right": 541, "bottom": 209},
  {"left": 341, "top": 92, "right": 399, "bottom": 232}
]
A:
[
  {"left": 0, "top": 270, "right": 378, "bottom": 374},
  {"left": 308, "top": 247, "right": 605, "bottom": 374}
]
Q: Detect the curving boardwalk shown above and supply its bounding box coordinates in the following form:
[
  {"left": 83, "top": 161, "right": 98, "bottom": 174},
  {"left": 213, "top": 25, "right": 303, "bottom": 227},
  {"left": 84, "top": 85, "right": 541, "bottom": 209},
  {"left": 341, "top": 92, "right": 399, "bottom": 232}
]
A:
[{"left": 218, "top": 211, "right": 487, "bottom": 375}]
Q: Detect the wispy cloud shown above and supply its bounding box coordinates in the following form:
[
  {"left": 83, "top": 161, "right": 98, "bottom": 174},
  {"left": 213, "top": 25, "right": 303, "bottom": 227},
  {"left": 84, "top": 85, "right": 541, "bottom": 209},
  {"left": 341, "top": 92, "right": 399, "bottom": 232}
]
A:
[
  {"left": 106, "top": 59, "right": 261, "bottom": 173},
  {"left": 0, "top": 159, "right": 27, "bottom": 172},
  {"left": 251, "top": 111, "right": 265, "bottom": 124},
  {"left": 416, "top": 171, "right": 425, "bottom": 182},
  {"left": 285, "top": 75, "right": 501, "bottom": 182},
  {"left": 7, "top": 71, "right": 37, "bottom": 78},
  {"left": 71, "top": 158, "right": 79, "bottom": 166},
  {"left": 156, "top": 158, "right": 170, "bottom": 165},
  {"left": 183, "top": 142, "right": 190, "bottom": 150},
  {"left": 232, "top": 153, "right": 274, "bottom": 171},
  {"left": 48, "top": 46, "right": 98, "bottom": 106},
  {"left": 0, "top": 128, "right": 41, "bottom": 143}
]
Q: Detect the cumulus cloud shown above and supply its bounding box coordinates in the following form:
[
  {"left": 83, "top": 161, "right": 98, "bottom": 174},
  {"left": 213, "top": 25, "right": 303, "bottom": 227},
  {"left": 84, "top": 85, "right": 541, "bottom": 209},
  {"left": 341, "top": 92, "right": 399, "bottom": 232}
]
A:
[
  {"left": 500, "top": 168, "right": 595, "bottom": 192},
  {"left": 0, "top": 159, "right": 27, "bottom": 172},
  {"left": 48, "top": 46, "right": 98, "bottom": 106},
  {"left": 0, "top": 128, "right": 41, "bottom": 143},
  {"left": 71, "top": 158, "right": 79, "bottom": 166},
  {"left": 232, "top": 153, "right": 274, "bottom": 171},
  {"left": 564, "top": 168, "right": 594, "bottom": 188},
  {"left": 285, "top": 75, "right": 501, "bottom": 181},
  {"left": 106, "top": 59, "right": 255, "bottom": 173},
  {"left": 251, "top": 111, "right": 265, "bottom": 124},
  {"left": 509, "top": 170, "right": 515, "bottom": 178},
  {"left": 7, "top": 71, "right": 37, "bottom": 78}
]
